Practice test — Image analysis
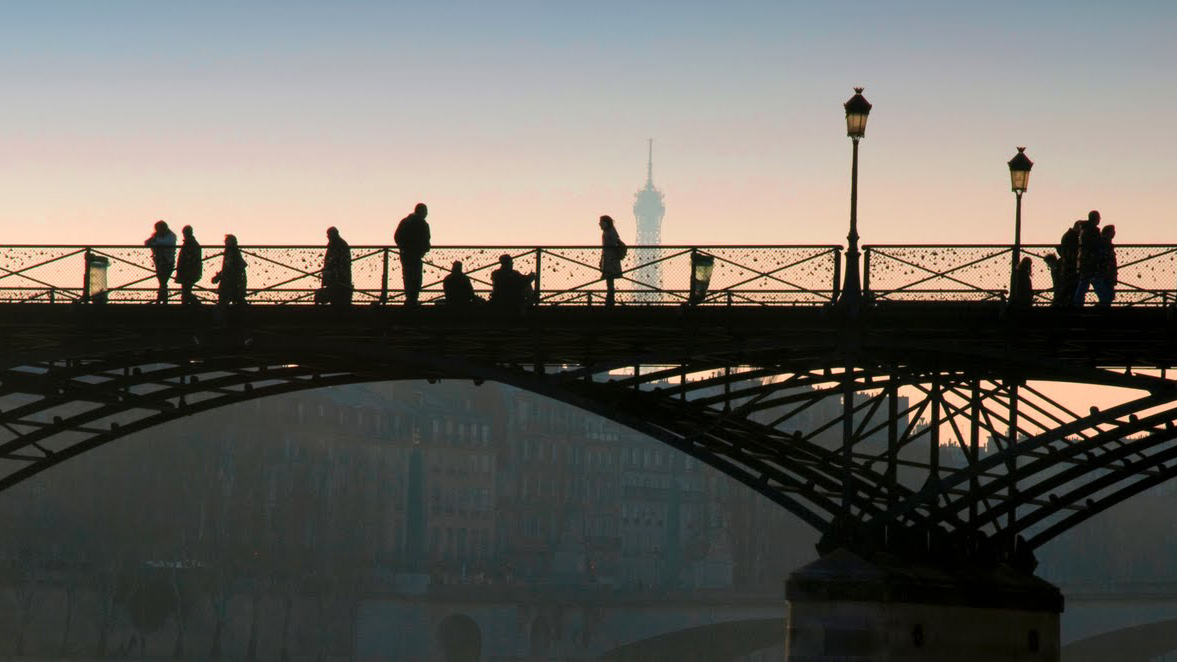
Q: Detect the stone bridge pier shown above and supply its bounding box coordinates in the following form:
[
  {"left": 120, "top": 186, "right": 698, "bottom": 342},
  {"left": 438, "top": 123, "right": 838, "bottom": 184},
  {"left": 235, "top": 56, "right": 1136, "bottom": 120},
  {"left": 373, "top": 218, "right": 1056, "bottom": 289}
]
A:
[{"left": 784, "top": 550, "right": 1063, "bottom": 661}]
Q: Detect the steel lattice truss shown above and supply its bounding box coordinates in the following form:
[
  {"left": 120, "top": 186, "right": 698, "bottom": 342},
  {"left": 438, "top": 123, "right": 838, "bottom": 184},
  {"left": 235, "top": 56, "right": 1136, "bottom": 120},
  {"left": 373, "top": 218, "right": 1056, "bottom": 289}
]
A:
[{"left": 2, "top": 304, "right": 1177, "bottom": 569}]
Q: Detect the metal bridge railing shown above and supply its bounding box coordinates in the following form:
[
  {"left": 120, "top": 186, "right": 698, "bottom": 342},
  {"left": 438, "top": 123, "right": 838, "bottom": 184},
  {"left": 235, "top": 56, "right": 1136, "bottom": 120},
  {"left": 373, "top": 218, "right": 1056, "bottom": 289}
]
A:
[
  {"left": 0, "top": 245, "right": 843, "bottom": 306},
  {"left": 864, "top": 244, "right": 1177, "bottom": 306}
]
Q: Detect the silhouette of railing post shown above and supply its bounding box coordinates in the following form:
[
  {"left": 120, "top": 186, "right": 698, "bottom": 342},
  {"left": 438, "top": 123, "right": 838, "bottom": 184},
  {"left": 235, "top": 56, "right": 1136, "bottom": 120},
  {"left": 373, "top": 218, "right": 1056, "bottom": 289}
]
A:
[
  {"left": 379, "top": 247, "right": 390, "bottom": 305},
  {"left": 82, "top": 247, "right": 92, "bottom": 304},
  {"left": 832, "top": 247, "right": 842, "bottom": 302},
  {"left": 862, "top": 248, "right": 871, "bottom": 302},
  {"left": 534, "top": 248, "right": 543, "bottom": 304}
]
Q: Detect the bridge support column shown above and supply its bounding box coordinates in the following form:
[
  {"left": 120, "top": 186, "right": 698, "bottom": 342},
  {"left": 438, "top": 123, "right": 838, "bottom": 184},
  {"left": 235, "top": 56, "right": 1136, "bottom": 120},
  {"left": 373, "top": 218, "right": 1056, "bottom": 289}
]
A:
[{"left": 784, "top": 549, "right": 1062, "bottom": 661}]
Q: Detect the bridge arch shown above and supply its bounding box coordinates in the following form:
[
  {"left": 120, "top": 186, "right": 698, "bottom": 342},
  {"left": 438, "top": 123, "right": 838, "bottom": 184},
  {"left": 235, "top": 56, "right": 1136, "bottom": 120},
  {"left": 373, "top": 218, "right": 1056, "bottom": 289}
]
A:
[{"left": 3, "top": 304, "right": 1177, "bottom": 566}]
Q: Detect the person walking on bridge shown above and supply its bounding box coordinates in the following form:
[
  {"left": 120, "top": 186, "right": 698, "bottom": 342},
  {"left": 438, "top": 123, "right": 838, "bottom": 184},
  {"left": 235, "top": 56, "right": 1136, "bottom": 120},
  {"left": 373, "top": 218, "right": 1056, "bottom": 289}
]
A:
[
  {"left": 211, "top": 234, "right": 247, "bottom": 305},
  {"left": 395, "top": 203, "right": 431, "bottom": 306},
  {"left": 598, "top": 215, "right": 626, "bottom": 307},
  {"left": 174, "top": 225, "right": 202, "bottom": 305},
  {"left": 319, "top": 226, "right": 353, "bottom": 305},
  {"left": 144, "top": 220, "right": 177, "bottom": 304}
]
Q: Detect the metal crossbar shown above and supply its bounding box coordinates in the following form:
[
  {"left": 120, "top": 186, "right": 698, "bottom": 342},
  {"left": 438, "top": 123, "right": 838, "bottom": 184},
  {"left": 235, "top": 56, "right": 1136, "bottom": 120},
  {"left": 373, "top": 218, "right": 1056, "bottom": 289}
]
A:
[{"left": 3, "top": 243, "right": 1175, "bottom": 306}]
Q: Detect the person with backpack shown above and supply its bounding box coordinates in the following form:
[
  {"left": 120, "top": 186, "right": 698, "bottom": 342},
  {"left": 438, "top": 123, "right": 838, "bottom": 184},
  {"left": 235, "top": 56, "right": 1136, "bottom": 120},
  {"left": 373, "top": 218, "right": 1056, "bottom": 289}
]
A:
[
  {"left": 598, "top": 215, "right": 626, "bottom": 307},
  {"left": 394, "top": 203, "right": 431, "bottom": 306},
  {"left": 174, "top": 225, "right": 203, "bottom": 305}
]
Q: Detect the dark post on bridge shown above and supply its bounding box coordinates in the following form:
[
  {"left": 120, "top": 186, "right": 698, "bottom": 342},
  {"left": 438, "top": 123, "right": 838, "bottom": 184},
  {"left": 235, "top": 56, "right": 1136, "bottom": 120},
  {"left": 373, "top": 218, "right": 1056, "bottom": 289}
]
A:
[
  {"left": 1008, "top": 146, "right": 1034, "bottom": 299},
  {"left": 837, "top": 86, "right": 871, "bottom": 310}
]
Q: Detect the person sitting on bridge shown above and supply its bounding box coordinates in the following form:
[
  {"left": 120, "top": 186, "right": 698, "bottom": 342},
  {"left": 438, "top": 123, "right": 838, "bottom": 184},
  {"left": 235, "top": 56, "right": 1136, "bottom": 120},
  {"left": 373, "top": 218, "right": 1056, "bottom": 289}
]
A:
[
  {"left": 394, "top": 203, "right": 431, "bottom": 306},
  {"left": 174, "top": 225, "right": 202, "bottom": 305},
  {"left": 1073, "top": 210, "right": 1103, "bottom": 306},
  {"left": 489, "top": 254, "right": 535, "bottom": 312},
  {"left": 443, "top": 261, "right": 481, "bottom": 306},
  {"left": 317, "top": 226, "right": 353, "bottom": 305},
  {"left": 211, "top": 234, "right": 248, "bottom": 305},
  {"left": 144, "top": 220, "right": 177, "bottom": 304}
]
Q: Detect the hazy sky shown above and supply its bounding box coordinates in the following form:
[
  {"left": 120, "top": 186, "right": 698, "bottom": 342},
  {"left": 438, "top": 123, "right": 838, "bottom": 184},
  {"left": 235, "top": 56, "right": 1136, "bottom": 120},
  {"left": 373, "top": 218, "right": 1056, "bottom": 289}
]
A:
[{"left": 1, "top": 1, "right": 1175, "bottom": 246}]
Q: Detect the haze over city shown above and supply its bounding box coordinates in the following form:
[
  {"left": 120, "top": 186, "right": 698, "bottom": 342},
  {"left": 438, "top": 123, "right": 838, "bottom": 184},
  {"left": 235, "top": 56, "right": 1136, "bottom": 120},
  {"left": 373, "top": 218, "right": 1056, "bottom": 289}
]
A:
[
  {"left": 6, "top": 3, "right": 1177, "bottom": 661},
  {"left": 1, "top": 1, "right": 1175, "bottom": 247}
]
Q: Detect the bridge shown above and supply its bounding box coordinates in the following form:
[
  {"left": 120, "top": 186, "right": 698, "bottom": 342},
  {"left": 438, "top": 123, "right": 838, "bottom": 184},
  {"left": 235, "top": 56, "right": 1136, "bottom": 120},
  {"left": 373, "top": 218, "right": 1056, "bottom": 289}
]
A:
[{"left": 3, "top": 241, "right": 1177, "bottom": 660}]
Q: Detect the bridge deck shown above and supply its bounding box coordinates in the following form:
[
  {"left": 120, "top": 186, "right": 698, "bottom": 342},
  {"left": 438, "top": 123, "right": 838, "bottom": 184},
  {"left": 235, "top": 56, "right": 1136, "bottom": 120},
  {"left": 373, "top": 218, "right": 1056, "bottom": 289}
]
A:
[{"left": 2, "top": 303, "right": 1174, "bottom": 376}]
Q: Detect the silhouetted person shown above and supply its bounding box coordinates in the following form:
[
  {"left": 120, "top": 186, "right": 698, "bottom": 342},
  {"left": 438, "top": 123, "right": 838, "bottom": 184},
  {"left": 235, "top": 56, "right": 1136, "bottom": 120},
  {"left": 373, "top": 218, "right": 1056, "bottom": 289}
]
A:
[
  {"left": 598, "top": 215, "right": 625, "bottom": 307},
  {"left": 144, "top": 220, "right": 177, "bottom": 304},
  {"left": 1011, "top": 256, "right": 1033, "bottom": 307},
  {"left": 394, "top": 203, "right": 431, "bottom": 305},
  {"left": 1094, "top": 224, "right": 1118, "bottom": 307},
  {"left": 1073, "top": 210, "right": 1102, "bottom": 306},
  {"left": 490, "top": 254, "right": 535, "bottom": 313},
  {"left": 1056, "top": 220, "right": 1082, "bottom": 306},
  {"left": 174, "top": 225, "right": 203, "bottom": 305},
  {"left": 443, "top": 261, "right": 479, "bottom": 306},
  {"left": 319, "top": 226, "right": 353, "bottom": 305},
  {"left": 211, "top": 234, "right": 247, "bottom": 305}
]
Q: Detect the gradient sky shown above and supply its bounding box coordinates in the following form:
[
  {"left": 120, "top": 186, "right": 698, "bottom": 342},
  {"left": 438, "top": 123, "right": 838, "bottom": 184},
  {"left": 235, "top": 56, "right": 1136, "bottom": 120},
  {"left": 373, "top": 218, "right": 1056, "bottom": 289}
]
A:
[{"left": 1, "top": 1, "right": 1175, "bottom": 247}]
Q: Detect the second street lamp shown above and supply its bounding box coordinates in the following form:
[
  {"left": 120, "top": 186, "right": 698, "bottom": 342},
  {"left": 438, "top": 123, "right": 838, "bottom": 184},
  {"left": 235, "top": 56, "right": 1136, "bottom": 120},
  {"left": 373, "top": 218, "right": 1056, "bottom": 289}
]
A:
[
  {"left": 1007, "top": 147, "right": 1034, "bottom": 302},
  {"left": 840, "top": 87, "right": 872, "bottom": 308}
]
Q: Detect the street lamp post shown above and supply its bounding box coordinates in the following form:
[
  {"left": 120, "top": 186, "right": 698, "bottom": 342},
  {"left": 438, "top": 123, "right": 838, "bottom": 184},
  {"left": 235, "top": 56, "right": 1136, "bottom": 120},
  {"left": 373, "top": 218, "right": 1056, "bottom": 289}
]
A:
[
  {"left": 1007, "top": 147, "right": 1034, "bottom": 299},
  {"left": 840, "top": 87, "right": 872, "bottom": 309},
  {"left": 839, "top": 87, "right": 872, "bottom": 518}
]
